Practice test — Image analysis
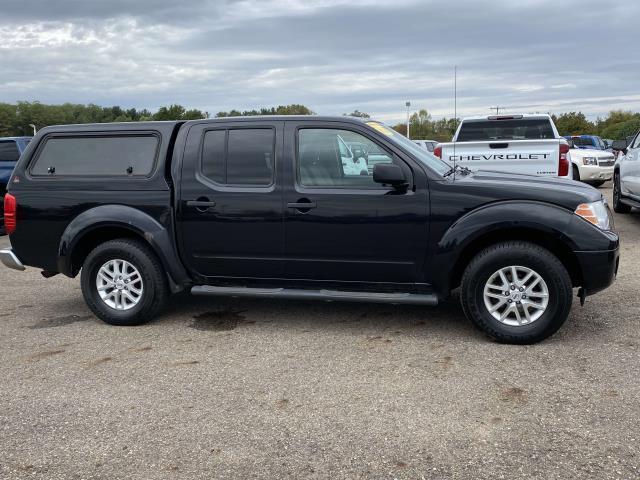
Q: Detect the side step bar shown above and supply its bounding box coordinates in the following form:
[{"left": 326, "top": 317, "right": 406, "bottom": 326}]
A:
[
  {"left": 191, "top": 285, "right": 438, "bottom": 306},
  {"left": 621, "top": 197, "right": 640, "bottom": 209}
]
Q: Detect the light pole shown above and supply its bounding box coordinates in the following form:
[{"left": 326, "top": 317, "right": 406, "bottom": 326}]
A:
[
  {"left": 28, "top": 124, "right": 36, "bottom": 135},
  {"left": 405, "top": 101, "right": 411, "bottom": 139}
]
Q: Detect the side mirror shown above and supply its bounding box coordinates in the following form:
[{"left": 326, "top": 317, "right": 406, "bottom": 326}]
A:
[
  {"left": 373, "top": 163, "right": 406, "bottom": 186},
  {"left": 567, "top": 139, "right": 576, "bottom": 149},
  {"left": 612, "top": 139, "right": 628, "bottom": 151}
]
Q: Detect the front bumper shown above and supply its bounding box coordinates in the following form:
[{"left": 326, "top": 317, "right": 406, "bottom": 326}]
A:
[
  {"left": 577, "top": 164, "right": 614, "bottom": 181},
  {"left": 0, "top": 248, "right": 25, "bottom": 271},
  {"left": 575, "top": 247, "right": 619, "bottom": 296}
]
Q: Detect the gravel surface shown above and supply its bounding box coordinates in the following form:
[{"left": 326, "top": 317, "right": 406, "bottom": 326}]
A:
[{"left": 0, "top": 185, "right": 638, "bottom": 479}]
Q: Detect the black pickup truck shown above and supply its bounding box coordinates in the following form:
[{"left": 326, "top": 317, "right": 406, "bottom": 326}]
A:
[{"left": 0, "top": 116, "right": 619, "bottom": 343}]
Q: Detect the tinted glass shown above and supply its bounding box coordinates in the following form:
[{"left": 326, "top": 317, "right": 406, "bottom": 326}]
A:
[
  {"left": 0, "top": 140, "right": 20, "bottom": 162},
  {"left": 572, "top": 137, "right": 596, "bottom": 147},
  {"left": 226, "top": 129, "right": 274, "bottom": 185},
  {"left": 364, "top": 122, "right": 450, "bottom": 176},
  {"left": 32, "top": 135, "right": 158, "bottom": 176},
  {"left": 457, "top": 119, "right": 555, "bottom": 141},
  {"left": 298, "top": 129, "right": 394, "bottom": 187},
  {"left": 201, "top": 129, "right": 225, "bottom": 184}
]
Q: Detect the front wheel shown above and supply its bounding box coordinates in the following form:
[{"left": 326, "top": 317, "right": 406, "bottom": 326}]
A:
[
  {"left": 613, "top": 172, "right": 631, "bottom": 213},
  {"left": 461, "top": 241, "right": 573, "bottom": 344},
  {"left": 81, "top": 239, "right": 168, "bottom": 326},
  {"left": 572, "top": 164, "right": 580, "bottom": 182}
]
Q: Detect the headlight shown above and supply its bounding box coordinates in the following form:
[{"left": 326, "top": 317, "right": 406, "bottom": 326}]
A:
[
  {"left": 582, "top": 157, "right": 598, "bottom": 166},
  {"left": 575, "top": 200, "right": 612, "bottom": 230}
]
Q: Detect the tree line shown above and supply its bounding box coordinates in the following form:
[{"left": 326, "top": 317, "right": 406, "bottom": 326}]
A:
[
  {"left": 0, "top": 101, "right": 637, "bottom": 141},
  {"left": 390, "top": 109, "right": 640, "bottom": 142},
  {"left": 0, "top": 102, "right": 312, "bottom": 137},
  {"left": 551, "top": 111, "right": 640, "bottom": 140}
]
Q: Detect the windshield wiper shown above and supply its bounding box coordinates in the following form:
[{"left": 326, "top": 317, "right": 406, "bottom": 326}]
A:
[{"left": 443, "top": 165, "right": 472, "bottom": 178}]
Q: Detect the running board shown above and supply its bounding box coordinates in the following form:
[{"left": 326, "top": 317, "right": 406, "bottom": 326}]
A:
[
  {"left": 191, "top": 285, "right": 438, "bottom": 306},
  {"left": 621, "top": 197, "right": 640, "bottom": 209}
]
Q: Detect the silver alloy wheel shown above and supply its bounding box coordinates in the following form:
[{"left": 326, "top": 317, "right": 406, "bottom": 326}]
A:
[
  {"left": 96, "top": 259, "right": 144, "bottom": 311},
  {"left": 483, "top": 265, "right": 549, "bottom": 326}
]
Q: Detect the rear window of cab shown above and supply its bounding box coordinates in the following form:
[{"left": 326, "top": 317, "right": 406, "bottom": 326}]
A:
[
  {"left": 457, "top": 119, "right": 555, "bottom": 141},
  {"left": 30, "top": 134, "right": 159, "bottom": 177},
  {"left": 0, "top": 140, "right": 20, "bottom": 162}
]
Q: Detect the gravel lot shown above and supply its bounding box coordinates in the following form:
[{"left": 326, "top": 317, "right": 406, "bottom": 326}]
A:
[{"left": 0, "top": 184, "right": 638, "bottom": 479}]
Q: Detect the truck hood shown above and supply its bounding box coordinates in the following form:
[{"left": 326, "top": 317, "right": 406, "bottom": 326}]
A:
[
  {"left": 569, "top": 148, "right": 613, "bottom": 159},
  {"left": 452, "top": 170, "right": 602, "bottom": 210}
]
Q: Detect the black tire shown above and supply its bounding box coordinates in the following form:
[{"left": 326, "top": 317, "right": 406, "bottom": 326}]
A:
[
  {"left": 460, "top": 241, "right": 573, "bottom": 344},
  {"left": 589, "top": 180, "right": 605, "bottom": 188},
  {"left": 80, "top": 239, "right": 168, "bottom": 326},
  {"left": 613, "top": 172, "right": 631, "bottom": 214},
  {"left": 572, "top": 164, "right": 580, "bottom": 182}
]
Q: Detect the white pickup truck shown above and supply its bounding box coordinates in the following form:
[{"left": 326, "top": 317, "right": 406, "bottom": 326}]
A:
[{"left": 434, "top": 114, "right": 571, "bottom": 178}]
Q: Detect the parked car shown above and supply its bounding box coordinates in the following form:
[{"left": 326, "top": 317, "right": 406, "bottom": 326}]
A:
[
  {"left": 434, "top": 114, "right": 572, "bottom": 178},
  {"left": 338, "top": 138, "right": 368, "bottom": 176},
  {"left": 564, "top": 135, "right": 610, "bottom": 152},
  {"left": 0, "top": 137, "right": 31, "bottom": 233},
  {"left": 567, "top": 139, "right": 615, "bottom": 187},
  {"left": 0, "top": 117, "right": 619, "bottom": 344},
  {"left": 413, "top": 139, "right": 438, "bottom": 152},
  {"left": 612, "top": 131, "right": 640, "bottom": 213}
]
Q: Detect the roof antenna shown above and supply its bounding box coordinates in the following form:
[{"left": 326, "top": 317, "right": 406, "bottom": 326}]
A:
[{"left": 453, "top": 65, "right": 457, "bottom": 181}]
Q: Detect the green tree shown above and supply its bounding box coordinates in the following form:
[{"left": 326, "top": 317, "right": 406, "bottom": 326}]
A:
[
  {"left": 408, "top": 109, "right": 433, "bottom": 139},
  {"left": 552, "top": 112, "right": 595, "bottom": 136},
  {"left": 601, "top": 118, "right": 640, "bottom": 140},
  {"left": 595, "top": 110, "right": 640, "bottom": 139},
  {"left": 215, "top": 104, "right": 313, "bottom": 118},
  {"left": 344, "top": 110, "right": 370, "bottom": 118}
]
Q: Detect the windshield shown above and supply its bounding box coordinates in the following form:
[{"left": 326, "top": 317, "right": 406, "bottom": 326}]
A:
[
  {"left": 571, "top": 136, "right": 596, "bottom": 147},
  {"left": 365, "top": 121, "right": 450, "bottom": 176}
]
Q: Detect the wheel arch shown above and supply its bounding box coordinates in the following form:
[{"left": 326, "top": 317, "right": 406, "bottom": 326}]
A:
[
  {"left": 58, "top": 205, "right": 190, "bottom": 291},
  {"left": 430, "top": 201, "right": 582, "bottom": 296},
  {"left": 446, "top": 227, "right": 582, "bottom": 294}
]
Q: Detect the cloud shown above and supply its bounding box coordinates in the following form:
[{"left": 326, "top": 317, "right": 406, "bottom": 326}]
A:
[{"left": 0, "top": 0, "right": 637, "bottom": 123}]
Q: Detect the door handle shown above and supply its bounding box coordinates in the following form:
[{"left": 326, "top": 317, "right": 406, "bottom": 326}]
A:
[
  {"left": 187, "top": 200, "right": 217, "bottom": 208},
  {"left": 287, "top": 201, "right": 317, "bottom": 209},
  {"left": 187, "top": 198, "right": 216, "bottom": 213}
]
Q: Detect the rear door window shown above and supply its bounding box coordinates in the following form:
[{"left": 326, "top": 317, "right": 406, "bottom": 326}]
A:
[
  {"left": 201, "top": 128, "right": 275, "bottom": 186},
  {"left": 457, "top": 119, "right": 555, "bottom": 141},
  {"left": 0, "top": 140, "right": 20, "bottom": 162},
  {"left": 31, "top": 134, "right": 159, "bottom": 176}
]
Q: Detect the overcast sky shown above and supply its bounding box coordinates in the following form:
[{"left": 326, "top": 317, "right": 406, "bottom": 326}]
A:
[{"left": 0, "top": 0, "right": 636, "bottom": 123}]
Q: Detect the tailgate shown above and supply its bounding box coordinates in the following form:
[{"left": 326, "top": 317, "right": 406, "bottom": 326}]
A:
[{"left": 441, "top": 139, "right": 560, "bottom": 176}]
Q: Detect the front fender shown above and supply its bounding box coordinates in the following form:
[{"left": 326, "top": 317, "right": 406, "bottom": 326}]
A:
[
  {"left": 430, "top": 201, "right": 581, "bottom": 294},
  {"left": 58, "top": 204, "right": 190, "bottom": 288}
]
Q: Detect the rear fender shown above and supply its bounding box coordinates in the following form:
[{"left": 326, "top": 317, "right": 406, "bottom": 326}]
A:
[{"left": 58, "top": 205, "right": 190, "bottom": 290}]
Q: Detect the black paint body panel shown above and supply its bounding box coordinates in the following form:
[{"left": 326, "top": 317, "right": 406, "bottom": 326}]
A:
[{"left": 6, "top": 116, "right": 619, "bottom": 300}]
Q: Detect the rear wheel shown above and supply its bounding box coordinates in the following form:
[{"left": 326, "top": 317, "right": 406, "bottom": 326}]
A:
[
  {"left": 461, "top": 241, "right": 572, "bottom": 344},
  {"left": 613, "top": 172, "right": 631, "bottom": 213},
  {"left": 81, "top": 239, "right": 168, "bottom": 326}
]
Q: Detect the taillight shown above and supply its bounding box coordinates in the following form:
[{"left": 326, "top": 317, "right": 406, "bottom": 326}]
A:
[
  {"left": 433, "top": 145, "right": 442, "bottom": 159},
  {"left": 559, "top": 143, "right": 570, "bottom": 177},
  {"left": 4, "top": 193, "right": 16, "bottom": 234}
]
